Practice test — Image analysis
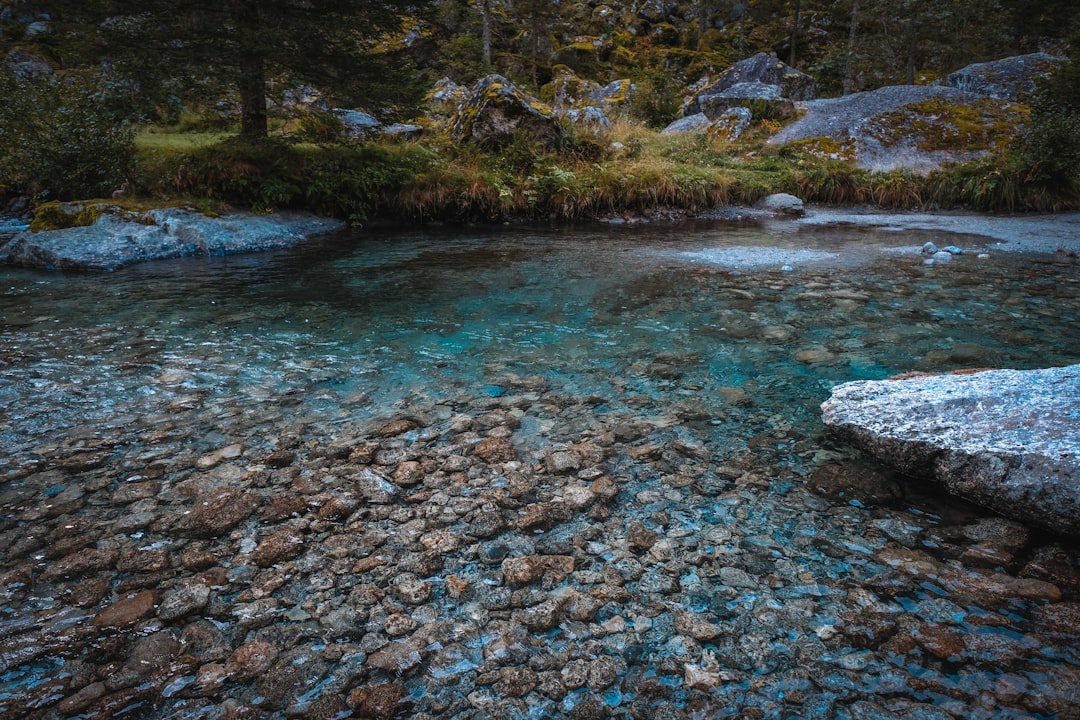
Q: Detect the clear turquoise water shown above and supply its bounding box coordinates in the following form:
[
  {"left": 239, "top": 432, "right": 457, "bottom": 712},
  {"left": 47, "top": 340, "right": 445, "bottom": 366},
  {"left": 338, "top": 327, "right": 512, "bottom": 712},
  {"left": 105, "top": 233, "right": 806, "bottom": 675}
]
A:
[
  {"left": 3, "top": 221, "right": 1078, "bottom": 469},
  {"left": 1, "top": 219, "right": 1079, "bottom": 719}
]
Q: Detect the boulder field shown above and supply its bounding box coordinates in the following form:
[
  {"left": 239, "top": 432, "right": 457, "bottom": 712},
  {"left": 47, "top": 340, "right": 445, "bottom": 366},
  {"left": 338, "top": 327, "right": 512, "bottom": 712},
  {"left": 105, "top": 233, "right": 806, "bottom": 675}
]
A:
[{"left": 822, "top": 365, "right": 1080, "bottom": 537}]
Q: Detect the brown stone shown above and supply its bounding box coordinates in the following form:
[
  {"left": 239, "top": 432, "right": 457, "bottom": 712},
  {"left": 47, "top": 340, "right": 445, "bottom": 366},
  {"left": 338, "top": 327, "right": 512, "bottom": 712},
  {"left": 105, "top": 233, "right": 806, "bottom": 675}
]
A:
[
  {"left": 392, "top": 460, "right": 425, "bottom": 486},
  {"left": 840, "top": 611, "right": 899, "bottom": 648},
  {"left": 494, "top": 666, "right": 539, "bottom": 698},
  {"left": 376, "top": 419, "right": 418, "bottom": 438},
  {"left": 366, "top": 640, "right": 424, "bottom": 674},
  {"left": 43, "top": 547, "right": 118, "bottom": 580},
  {"left": 172, "top": 490, "right": 260, "bottom": 538},
  {"left": 264, "top": 450, "right": 295, "bottom": 468},
  {"left": 250, "top": 530, "right": 305, "bottom": 567},
  {"left": 1030, "top": 602, "right": 1080, "bottom": 645},
  {"left": 317, "top": 492, "right": 360, "bottom": 521},
  {"left": 347, "top": 682, "right": 410, "bottom": 719},
  {"left": 626, "top": 520, "right": 659, "bottom": 553},
  {"left": 674, "top": 610, "right": 723, "bottom": 641},
  {"left": 93, "top": 590, "right": 158, "bottom": 627},
  {"left": 225, "top": 639, "right": 279, "bottom": 682},
  {"left": 517, "top": 501, "right": 572, "bottom": 531},
  {"left": 913, "top": 622, "right": 967, "bottom": 660},
  {"left": 349, "top": 443, "right": 380, "bottom": 464},
  {"left": 473, "top": 436, "right": 516, "bottom": 464},
  {"left": 502, "top": 555, "right": 575, "bottom": 585}
]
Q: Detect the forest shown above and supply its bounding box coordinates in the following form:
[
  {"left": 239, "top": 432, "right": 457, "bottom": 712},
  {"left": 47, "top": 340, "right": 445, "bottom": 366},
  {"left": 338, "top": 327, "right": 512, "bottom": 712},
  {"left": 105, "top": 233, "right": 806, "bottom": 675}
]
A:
[{"left": 1, "top": 0, "right": 1078, "bottom": 221}]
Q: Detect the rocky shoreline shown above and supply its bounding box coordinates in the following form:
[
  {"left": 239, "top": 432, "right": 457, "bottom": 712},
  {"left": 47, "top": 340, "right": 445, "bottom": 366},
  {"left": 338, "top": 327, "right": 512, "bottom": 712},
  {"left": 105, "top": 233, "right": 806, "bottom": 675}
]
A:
[{"left": 0, "top": 206, "right": 346, "bottom": 271}]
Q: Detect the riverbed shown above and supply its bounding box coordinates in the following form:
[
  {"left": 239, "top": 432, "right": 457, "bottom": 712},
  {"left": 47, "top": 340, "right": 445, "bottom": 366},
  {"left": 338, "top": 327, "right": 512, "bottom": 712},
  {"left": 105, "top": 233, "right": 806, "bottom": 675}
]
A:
[{"left": 1, "top": 217, "right": 1078, "bottom": 719}]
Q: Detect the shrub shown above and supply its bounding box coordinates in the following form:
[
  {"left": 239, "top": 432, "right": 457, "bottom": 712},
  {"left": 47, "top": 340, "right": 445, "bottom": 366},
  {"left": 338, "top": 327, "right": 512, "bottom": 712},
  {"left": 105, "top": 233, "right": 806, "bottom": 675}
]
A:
[
  {"left": 162, "top": 137, "right": 434, "bottom": 223},
  {"left": 0, "top": 70, "right": 135, "bottom": 202}
]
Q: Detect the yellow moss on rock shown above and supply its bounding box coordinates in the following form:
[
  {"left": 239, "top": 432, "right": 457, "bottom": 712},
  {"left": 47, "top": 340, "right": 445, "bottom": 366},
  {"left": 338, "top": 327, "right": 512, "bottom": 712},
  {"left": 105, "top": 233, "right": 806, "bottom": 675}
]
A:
[
  {"left": 870, "top": 97, "right": 1029, "bottom": 153},
  {"left": 29, "top": 202, "right": 108, "bottom": 232}
]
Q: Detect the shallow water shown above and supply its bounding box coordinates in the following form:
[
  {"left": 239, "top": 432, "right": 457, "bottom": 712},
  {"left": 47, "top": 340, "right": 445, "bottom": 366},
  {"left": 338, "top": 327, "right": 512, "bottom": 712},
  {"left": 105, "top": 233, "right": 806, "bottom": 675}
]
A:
[{"left": 1, "top": 220, "right": 1078, "bottom": 719}]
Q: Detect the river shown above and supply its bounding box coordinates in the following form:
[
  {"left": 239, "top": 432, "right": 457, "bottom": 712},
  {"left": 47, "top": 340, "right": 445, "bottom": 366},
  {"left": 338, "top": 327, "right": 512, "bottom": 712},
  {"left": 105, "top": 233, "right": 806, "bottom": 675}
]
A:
[{"left": 1, "top": 218, "right": 1078, "bottom": 718}]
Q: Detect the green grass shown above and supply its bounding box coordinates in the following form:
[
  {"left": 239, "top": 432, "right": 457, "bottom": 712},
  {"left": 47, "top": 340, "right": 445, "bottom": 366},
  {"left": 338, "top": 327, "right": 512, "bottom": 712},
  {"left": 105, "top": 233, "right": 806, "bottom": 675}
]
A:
[
  {"left": 122, "top": 115, "right": 1080, "bottom": 223},
  {"left": 135, "top": 130, "right": 233, "bottom": 152}
]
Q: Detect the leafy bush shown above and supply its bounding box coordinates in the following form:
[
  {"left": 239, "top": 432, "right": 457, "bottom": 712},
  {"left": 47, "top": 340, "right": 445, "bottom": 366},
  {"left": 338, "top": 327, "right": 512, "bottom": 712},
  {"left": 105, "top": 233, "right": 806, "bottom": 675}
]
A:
[{"left": 0, "top": 70, "right": 135, "bottom": 202}]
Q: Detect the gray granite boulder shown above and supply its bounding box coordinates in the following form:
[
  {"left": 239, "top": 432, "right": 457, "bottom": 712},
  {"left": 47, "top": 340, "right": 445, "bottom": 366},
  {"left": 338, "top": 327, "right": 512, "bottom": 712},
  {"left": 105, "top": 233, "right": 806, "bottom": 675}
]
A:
[
  {"left": 5, "top": 49, "right": 53, "bottom": 81},
  {"left": 564, "top": 106, "right": 611, "bottom": 133},
  {"left": 754, "top": 193, "right": 805, "bottom": 216},
  {"left": 691, "top": 52, "right": 817, "bottom": 116},
  {"left": 945, "top": 53, "right": 1064, "bottom": 101},
  {"left": 699, "top": 81, "right": 796, "bottom": 120},
  {"left": 769, "top": 85, "right": 1024, "bottom": 173},
  {"left": 661, "top": 113, "right": 713, "bottom": 135},
  {"left": 2, "top": 207, "right": 345, "bottom": 271},
  {"left": 822, "top": 365, "right": 1080, "bottom": 537},
  {"left": 332, "top": 109, "right": 381, "bottom": 139},
  {"left": 711, "top": 107, "right": 753, "bottom": 142}
]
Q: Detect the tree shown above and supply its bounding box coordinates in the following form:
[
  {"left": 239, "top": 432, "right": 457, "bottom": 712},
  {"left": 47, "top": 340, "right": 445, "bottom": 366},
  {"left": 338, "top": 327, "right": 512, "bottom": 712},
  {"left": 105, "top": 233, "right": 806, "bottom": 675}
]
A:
[
  {"left": 513, "top": 0, "right": 558, "bottom": 87},
  {"left": 37, "top": 0, "right": 431, "bottom": 139}
]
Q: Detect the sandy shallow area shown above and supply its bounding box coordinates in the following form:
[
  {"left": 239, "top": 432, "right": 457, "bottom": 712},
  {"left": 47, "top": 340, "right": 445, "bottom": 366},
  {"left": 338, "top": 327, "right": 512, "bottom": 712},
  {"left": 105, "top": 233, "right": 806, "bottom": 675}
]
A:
[{"left": 797, "top": 208, "right": 1080, "bottom": 255}]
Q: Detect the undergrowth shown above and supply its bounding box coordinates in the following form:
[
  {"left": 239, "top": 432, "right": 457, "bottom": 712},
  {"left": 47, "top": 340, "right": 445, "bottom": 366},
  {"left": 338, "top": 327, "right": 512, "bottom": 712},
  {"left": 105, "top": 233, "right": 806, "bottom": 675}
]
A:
[{"left": 125, "top": 115, "right": 1080, "bottom": 225}]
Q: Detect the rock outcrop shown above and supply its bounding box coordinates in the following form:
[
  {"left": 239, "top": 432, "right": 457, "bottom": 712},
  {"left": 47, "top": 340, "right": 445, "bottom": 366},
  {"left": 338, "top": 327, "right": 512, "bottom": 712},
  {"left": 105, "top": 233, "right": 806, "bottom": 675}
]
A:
[
  {"left": 769, "top": 85, "right": 1025, "bottom": 173},
  {"left": 1, "top": 206, "right": 346, "bottom": 271},
  {"left": 690, "top": 52, "right": 816, "bottom": 117},
  {"left": 945, "top": 52, "right": 1064, "bottom": 101},
  {"left": 449, "top": 74, "right": 564, "bottom": 147},
  {"left": 332, "top": 109, "right": 381, "bottom": 139},
  {"left": 822, "top": 365, "right": 1080, "bottom": 537},
  {"left": 699, "top": 81, "right": 796, "bottom": 120},
  {"left": 661, "top": 107, "right": 752, "bottom": 142}
]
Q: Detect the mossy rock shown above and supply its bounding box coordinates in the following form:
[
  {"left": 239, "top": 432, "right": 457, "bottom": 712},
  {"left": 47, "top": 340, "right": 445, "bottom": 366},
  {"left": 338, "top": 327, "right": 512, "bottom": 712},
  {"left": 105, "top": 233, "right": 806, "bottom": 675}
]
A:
[
  {"left": 449, "top": 74, "right": 565, "bottom": 148},
  {"left": 29, "top": 201, "right": 110, "bottom": 232}
]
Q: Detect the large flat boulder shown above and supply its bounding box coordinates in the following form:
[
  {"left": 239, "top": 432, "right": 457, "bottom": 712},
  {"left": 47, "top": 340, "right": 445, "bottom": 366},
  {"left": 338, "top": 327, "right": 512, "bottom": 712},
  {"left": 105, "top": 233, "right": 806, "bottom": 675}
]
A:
[
  {"left": 821, "top": 365, "right": 1080, "bottom": 537},
  {"left": 769, "top": 85, "right": 1026, "bottom": 173},
  {"left": 1, "top": 206, "right": 345, "bottom": 271}
]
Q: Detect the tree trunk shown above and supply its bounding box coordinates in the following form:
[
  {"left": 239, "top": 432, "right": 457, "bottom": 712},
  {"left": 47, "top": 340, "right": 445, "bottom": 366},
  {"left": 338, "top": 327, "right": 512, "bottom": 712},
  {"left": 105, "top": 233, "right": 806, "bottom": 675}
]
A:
[
  {"left": 481, "top": 0, "right": 492, "bottom": 69},
  {"left": 697, "top": 0, "right": 707, "bottom": 46},
  {"left": 843, "top": 0, "right": 859, "bottom": 95},
  {"left": 788, "top": 0, "right": 802, "bottom": 67},
  {"left": 237, "top": 1, "right": 267, "bottom": 138}
]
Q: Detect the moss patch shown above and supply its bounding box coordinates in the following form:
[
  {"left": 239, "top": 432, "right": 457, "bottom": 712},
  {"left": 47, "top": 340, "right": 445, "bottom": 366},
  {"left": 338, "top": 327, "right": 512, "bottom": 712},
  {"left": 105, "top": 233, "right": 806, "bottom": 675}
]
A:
[
  {"left": 869, "top": 97, "right": 1030, "bottom": 153},
  {"left": 29, "top": 202, "right": 109, "bottom": 232}
]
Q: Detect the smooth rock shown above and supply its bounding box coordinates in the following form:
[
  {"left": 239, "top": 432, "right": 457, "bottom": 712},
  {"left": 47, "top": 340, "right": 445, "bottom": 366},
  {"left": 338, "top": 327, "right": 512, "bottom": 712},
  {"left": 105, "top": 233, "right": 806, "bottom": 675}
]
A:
[
  {"left": 5, "top": 207, "right": 345, "bottom": 271},
  {"left": 754, "top": 193, "right": 805, "bottom": 217},
  {"left": 822, "top": 365, "right": 1080, "bottom": 536},
  {"left": 660, "top": 113, "right": 712, "bottom": 135},
  {"left": 93, "top": 591, "right": 157, "bottom": 627}
]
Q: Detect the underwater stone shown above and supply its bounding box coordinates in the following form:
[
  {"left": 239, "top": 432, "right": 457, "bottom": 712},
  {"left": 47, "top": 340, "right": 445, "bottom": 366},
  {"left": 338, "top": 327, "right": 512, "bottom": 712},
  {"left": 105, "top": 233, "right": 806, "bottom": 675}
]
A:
[{"left": 823, "top": 364, "right": 1080, "bottom": 536}]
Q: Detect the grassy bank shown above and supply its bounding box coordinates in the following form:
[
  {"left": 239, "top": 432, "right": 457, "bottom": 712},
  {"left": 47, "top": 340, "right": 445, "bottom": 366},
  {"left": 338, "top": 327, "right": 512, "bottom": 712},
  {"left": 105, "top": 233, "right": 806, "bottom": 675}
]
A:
[{"left": 125, "top": 117, "right": 1080, "bottom": 226}]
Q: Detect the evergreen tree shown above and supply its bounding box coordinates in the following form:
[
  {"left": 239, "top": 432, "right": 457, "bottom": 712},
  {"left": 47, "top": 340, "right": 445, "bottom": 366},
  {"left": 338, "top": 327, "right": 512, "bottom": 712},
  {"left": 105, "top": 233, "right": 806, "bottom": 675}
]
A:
[{"left": 35, "top": 0, "right": 431, "bottom": 138}]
